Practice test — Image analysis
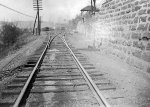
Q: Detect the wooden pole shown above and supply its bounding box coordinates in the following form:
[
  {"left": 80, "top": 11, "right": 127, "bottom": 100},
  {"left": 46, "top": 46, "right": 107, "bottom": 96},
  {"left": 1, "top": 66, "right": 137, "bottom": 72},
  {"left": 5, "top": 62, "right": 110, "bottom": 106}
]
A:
[
  {"left": 37, "top": 0, "right": 40, "bottom": 35},
  {"left": 91, "top": 0, "right": 93, "bottom": 14},
  {"left": 39, "top": 16, "right": 41, "bottom": 35},
  {"left": 33, "top": 12, "right": 38, "bottom": 35},
  {"left": 93, "top": 0, "right": 96, "bottom": 14}
]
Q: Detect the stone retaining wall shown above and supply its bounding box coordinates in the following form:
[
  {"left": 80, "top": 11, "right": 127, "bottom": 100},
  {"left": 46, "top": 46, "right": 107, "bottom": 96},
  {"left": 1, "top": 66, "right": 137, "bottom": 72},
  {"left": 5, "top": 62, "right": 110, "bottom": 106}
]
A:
[{"left": 77, "top": 0, "right": 150, "bottom": 73}]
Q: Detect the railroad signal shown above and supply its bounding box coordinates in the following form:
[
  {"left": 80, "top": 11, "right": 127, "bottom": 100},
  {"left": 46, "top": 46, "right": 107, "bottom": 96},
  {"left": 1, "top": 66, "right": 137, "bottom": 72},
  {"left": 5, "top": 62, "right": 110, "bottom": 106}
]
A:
[{"left": 33, "top": 0, "right": 43, "bottom": 35}]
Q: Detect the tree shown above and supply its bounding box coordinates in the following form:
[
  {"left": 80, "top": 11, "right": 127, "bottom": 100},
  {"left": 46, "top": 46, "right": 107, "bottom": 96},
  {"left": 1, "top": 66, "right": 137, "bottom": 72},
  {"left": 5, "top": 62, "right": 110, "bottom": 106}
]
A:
[{"left": 1, "top": 22, "right": 21, "bottom": 46}]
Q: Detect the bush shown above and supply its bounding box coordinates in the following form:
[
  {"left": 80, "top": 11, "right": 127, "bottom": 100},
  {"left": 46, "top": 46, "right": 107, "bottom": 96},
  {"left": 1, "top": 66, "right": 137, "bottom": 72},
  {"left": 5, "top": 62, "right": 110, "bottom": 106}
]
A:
[{"left": 1, "top": 23, "right": 22, "bottom": 46}]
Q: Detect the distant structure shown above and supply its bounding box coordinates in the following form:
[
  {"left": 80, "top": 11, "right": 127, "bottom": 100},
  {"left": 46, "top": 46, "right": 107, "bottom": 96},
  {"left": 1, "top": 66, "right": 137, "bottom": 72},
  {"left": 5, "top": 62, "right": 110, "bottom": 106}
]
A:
[
  {"left": 33, "top": 0, "right": 43, "bottom": 35},
  {"left": 81, "top": 5, "right": 99, "bottom": 12},
  {"left": 80, "top": 0, "right": 99, "bottom": 15}
]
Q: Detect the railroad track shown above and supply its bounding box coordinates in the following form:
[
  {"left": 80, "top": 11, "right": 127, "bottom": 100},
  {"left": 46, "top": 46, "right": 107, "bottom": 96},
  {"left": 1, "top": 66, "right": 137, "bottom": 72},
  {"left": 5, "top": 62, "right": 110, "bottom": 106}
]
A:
[{"left": 0, "top": 32, "right": 116, "bottom": 107}]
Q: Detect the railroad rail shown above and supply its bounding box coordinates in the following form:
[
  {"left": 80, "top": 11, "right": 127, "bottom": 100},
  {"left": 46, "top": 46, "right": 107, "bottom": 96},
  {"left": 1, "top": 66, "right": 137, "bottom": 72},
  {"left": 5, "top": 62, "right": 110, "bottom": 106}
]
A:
[
  {"left": 0, "top": 31, "right": 115, "bottom": 107},
  {"left": 13, "top": 34, "right": 52, "bottom": 107},
  {"left": 60, "top": 36, "right": 111, "bottom": 107}
]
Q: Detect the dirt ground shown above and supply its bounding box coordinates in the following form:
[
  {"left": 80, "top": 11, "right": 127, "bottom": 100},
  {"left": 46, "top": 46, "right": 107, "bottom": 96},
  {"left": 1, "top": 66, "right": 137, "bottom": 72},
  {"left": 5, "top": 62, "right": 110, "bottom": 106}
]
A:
[
  {"left": 0, "top": 32, "right": 47, "bottom": 89},
  {"left": 0, "top": 31, "right": 150, "bottom": 106},
  {"left": 67, "top": 32, "right": 150, "bottom": 107}
]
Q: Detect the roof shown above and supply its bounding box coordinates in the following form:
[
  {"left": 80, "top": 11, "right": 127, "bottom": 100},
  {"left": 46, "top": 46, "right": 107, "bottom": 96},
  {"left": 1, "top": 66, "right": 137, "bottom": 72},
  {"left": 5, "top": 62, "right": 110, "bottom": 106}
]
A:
[
  {"left": 80, "top": 5, "right": 99, "bottom": 12},
  {"left": 102, "top": 0, "right": 112, "bottom": 5}
]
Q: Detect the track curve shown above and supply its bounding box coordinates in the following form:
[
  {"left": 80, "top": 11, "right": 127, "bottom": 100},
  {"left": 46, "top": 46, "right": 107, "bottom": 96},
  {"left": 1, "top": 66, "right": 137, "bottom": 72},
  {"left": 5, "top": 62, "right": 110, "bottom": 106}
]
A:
[{"left": 0, "top": 31, "right": 116, "bottom": 107}]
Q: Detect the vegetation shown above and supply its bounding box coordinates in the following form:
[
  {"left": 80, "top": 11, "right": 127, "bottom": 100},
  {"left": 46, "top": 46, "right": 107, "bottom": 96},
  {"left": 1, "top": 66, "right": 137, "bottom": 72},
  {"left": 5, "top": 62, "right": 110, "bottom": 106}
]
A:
[
  {"left": 1, "top": 22, "right": 22, "bottom": 46},
  {"left": 0, "top": 22, "right": 33, "bottom": 59}
]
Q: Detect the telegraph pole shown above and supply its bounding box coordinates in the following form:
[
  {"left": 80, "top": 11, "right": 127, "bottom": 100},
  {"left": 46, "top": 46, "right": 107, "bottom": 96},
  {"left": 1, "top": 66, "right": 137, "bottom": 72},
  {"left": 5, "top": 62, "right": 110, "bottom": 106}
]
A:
[
  {"left": 91, "top": 0, "right": 93, "bottom": 14},
  {"left": 91, "top": 0, "right": 96, "bottom": 14},
  {"left": 37, "top": 0, "right": 40, "bottom": 35},
  {"left": 93, "top": 0, "right": 96, "bottom": 14},
  {"left": 33, "top": 0, "right": 42, "bottom": 35},
  {"left": 33, "top": 12, "right": 38, "bottom": 35}
]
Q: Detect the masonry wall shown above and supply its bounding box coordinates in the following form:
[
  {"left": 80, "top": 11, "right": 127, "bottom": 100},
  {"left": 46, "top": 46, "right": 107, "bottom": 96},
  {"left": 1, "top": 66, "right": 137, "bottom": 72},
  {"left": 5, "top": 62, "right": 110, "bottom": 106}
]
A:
[{"left": 77, "top": 0, "right": 150, "bottom": 73}]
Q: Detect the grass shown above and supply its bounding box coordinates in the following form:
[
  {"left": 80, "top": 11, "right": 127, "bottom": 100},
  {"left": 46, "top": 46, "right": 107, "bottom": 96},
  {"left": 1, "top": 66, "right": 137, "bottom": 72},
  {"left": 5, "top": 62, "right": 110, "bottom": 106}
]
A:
[
  {"left": 0, "top": 22, "right": 37, "bottom": 60},
  {"left": 0, "top": 33, "right": 37, "bottom": 60}
]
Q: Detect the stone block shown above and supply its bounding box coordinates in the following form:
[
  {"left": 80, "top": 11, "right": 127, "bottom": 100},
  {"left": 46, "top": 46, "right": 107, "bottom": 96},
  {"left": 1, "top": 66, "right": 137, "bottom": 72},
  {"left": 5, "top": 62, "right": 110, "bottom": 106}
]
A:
[
  {"left": 118, "top": 26, "right": 124, "bottom": 31},
  {"left": 127, "top": 14, "right": 132, "bottom": 19},
  {"left": 128, "top": 20, "right": 133, "bottom": 24},
  {"left": 139, "top": 0, "right": 148, "bottom": 5},
  {"left": 132, "top": 49, "right": 142, "bottom": 58},
  {"left": 147, "top": 67, "right": 150, "bottom": 73},
  {"left": 137, "top": 23, "right": 148, "bottom": 31},
  {"left": 133, "top": 17, "right": 139, "bottom": 23},
  {"left": 118, "top": 3, "right": 122, "bottom": 7},
  {"left": 133, "top": 41, "right": 145, "bottom": 50},
  {"left": 77, "top": 0, "right": 150, "bottom": 72},
  {"left": 130, "top": 25, "right": 137, "bottom": 31},
  {"left": 132, "top": 13, "right": 136, "bottom": 18},
  {"left": 126, "top": 9, "right": 131, "bottom": 13},
  {"left": 126, "top": 14, "right": 131, "bottom": 19},
  {"left": 115, "top": 8, "right": 121, "bottom": 12},
  {"left": 143, "top": 32, "right": 150, "bottom": 38},
  {"left": 143, "top": 3, "right": 148, "bottom": 7},
  {"left": 134, "top": 1, "right": 139, "bottom": 5},
  {"left": 127, "top": 41, "right": 132, "bottom": 46},
  {"left": 139, "top": 16, "right": 147, "bottom": 22},
  {"left": 122, "top": 33, "right": 130, "bottom": 40},
  {"left": 131, "top": 32, "right": 141, "bottom": 39},
  {"left": 122, "top": 40, "right": 127, "bottom": 46},
  {"left": 132, "top": 6, "right": 142, "bottom": 12},
  {"left": 116, "top": 0, "right": 120, "bottom": 3},
  {"left": 112, "top": 5, "right": 117, "bottom": 9},
  {"left": 122, "top": 15, "right": 127, "bottom": 20},
  {"left": 111, "top": 0, "right": 115, "bottom": 5},
  {"left": 126, "top": 41, "right": 131, "bottom": 46},
  {"left": 121, "top": 5, "right": 128, "bottom": 10},
  {"left": 142, "top": 52, "right": 150, "bottom": 62},
  {"left": 134, "top": 59, "right": 144, "bottom": 70},
  {"left": 117, "top": 13, "right": 121, "bottom": 16},
  {"left": 148, "top": 3, "right": 150, "bottom": 7},
  {"left": 148, "top": 17, "right": 150, "bottom": 21},
  {"left": 128, "top": 3, "right": 131, "bottom": 8},
  {"left": 147, "top": 9, "right": 150, "bottom": 14},
  {"left": 122, "top": 0, "right": 131, "bottom": 5},
  {"left": 121, "top": 11, "right": 125, "bottom": 15},
  {"left": 110, "top": 14, "right": 113, "bottom": 17},
  {"left": 140, "top": 32, "right": 150, "bottom": 41},
  {"left": 146, "top": 43, "right": 150, "bottom": 51},
  {"left": 148, "top": 24, "right": 150, "bottom": 31},
  {"left": 138, "top": 9, "right": 146, "bottom": 15}
]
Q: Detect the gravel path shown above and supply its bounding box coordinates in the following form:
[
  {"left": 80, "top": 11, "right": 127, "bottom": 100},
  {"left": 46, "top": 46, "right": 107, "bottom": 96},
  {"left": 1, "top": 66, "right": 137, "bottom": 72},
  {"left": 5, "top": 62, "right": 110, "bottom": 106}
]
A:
[
  {"left": 67, "top": 32, "right": 150, "bottom": 107},
  {"left": 0, "top": 33, "right": 47, "bottom": 90}
]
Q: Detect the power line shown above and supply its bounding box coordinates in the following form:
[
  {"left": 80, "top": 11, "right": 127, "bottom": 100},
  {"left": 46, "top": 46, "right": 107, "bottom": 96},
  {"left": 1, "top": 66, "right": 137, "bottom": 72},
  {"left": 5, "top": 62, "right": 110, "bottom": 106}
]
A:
[{"left": 0, "top": 3, "right": 34, "bottom": 18}]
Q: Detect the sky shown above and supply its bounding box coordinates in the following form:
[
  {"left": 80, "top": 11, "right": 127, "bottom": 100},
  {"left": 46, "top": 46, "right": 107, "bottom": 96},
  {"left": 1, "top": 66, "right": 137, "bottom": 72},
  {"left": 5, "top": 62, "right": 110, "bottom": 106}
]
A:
[{"left": 0, "top": 0, "right": 105, "bottom": 23}]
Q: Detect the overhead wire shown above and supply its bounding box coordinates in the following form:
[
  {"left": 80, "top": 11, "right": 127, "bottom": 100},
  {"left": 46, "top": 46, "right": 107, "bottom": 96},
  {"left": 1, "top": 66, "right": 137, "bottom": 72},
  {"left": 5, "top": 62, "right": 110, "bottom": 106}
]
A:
[{"left": 0, "top": 3, "right": 34, "bottom": 18}]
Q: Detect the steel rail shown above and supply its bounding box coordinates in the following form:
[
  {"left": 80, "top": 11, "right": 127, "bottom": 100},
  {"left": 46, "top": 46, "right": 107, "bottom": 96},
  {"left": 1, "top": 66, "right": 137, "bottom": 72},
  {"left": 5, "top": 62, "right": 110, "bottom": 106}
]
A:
[
  {"left": 13, "top": 35, "right": 52, "bottom": 107},
  {"left": 60, "top": 36, "right": 111, "bottom": 107}
]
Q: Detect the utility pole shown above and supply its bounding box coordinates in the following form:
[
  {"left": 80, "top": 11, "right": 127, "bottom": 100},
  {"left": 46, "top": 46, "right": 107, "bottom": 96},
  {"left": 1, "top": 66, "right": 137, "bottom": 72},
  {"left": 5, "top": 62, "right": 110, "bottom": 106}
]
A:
[
  {"left": 91, "top": 0, "right": 93, "bottom": 14},
  {"left": 91, "top": 0, "right": 96, "bottom": 15},
  {"left": 33, "top": 0, "right": 43, "bottom": 35},
  {"left": 33, "top": 12, "right": 38, "bottom": 35},
  {"left": 93, "top": 0, "right": 96, "bottom": 14},
  {"left": 39, "top": 16, "right": 41, "bottom": 34},
  {"left": 37, "top": 0, "right": 40, "bottom": 35}
]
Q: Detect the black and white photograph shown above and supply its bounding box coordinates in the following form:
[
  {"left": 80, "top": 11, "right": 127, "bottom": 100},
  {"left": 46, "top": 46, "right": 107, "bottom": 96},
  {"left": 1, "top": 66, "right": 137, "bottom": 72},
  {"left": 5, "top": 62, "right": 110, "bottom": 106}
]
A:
[{"left": 0, "top": 0, "right": 150, "bottom": 107}]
